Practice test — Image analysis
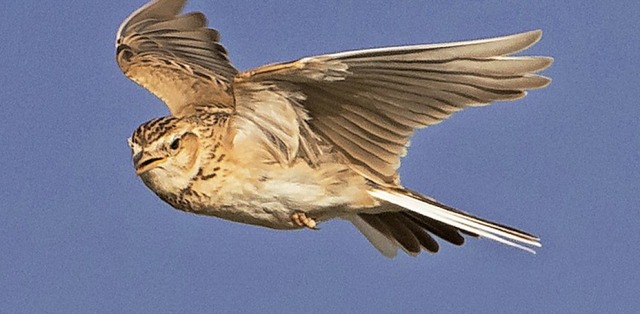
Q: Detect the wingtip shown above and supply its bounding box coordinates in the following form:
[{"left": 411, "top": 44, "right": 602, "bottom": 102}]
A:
[
  {"left": 504, "top": 29, "right": 545, "bottom": 54},
  {"left": 538, "top": 56, "right": 554, "bottom": 70},
  {"left": 116, "top": 0, "right": 189, "bottom": 41},
  {"left": 527, "top": 29, "right": 543, "bottom": 38},
  {"left": 520, "top": 29, "right": 543, "bottom": 42}
]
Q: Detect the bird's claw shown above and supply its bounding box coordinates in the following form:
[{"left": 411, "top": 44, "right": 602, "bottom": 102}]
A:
[{"left": 291, "top": 212, "right": 318, "bottom": 230}]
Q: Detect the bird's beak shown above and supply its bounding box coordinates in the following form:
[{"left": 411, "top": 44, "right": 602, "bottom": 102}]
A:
[{"left": 133, "top": 151, "right": 166, "bottom": 175}]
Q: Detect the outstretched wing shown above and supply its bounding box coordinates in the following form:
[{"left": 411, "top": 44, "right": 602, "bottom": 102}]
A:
[
  {"left": 233, "top": 30, "right": 552, "bottom": 184},
  {"left": 116, "top": 0, "right": 238, "bottom": 117}
]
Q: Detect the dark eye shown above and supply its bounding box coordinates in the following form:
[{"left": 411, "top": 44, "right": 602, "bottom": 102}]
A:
[{"left": 169, "top": 138, "right": 181, "bottom": 150}]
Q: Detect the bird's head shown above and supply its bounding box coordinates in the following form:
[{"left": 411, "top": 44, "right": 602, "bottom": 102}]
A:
[{"left": 128, "top": 116, "right": 204, "bottom": 195}]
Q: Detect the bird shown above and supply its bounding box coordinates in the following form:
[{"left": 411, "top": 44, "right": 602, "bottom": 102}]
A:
[{"left": 116, "top": 0, "right": 552, "bottom": 257}]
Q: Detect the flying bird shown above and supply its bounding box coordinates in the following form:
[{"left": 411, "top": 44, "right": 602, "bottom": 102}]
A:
[{"left": 116, "top": 0, "right": 552, "bottom": 257}]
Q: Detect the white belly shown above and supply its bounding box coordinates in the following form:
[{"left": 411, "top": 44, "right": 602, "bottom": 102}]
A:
[{"left": 187, "top": 161, "right": 372, "bottom": 229}]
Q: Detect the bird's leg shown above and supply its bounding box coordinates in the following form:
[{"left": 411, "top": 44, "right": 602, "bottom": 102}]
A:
[{"left": 291, "top": 211, "right": 318, "bottom": 230}]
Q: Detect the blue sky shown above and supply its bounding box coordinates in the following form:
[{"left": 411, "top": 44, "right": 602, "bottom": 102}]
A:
[{"left": 1, "top": 1, "right": 638, "bottom": 313}]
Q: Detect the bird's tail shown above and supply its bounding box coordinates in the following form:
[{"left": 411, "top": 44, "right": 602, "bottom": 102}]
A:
[{"left": 348, "top": 187, "right": 541, "bottom": 257}]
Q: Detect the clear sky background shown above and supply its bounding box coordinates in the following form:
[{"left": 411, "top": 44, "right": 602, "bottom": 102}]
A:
[{"left": 1, "top": 1, "right": 638, "bottom": 313}]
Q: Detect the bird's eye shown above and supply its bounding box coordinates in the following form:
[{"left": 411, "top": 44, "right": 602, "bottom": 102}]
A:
[{"left": 169, "top": 138, "right": 181, "bottom": 150}]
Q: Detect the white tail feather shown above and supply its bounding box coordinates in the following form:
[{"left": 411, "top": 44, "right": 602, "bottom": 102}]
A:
[
  {"left": 348, "top": 215, "right": 399, "bottom": 258},
  {"left": 368, "top": 189, "right": 541, "bottom": 254}
]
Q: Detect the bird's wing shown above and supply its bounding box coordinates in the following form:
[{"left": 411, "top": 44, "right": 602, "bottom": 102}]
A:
[
  {"left": 116, "top": 0, "right": 238, "bottom": 117},
  {"left": 232, "top": 30, "right": 552, "bottom": 184}
]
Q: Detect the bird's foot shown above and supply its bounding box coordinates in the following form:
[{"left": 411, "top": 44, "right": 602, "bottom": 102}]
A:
[{"left": 291, "top": 212, "right": 318, "bottom": 230}]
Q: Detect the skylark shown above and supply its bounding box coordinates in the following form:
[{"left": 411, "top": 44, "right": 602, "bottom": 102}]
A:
[{"left": 116, "top": 0, "right": 552, "bottom": 257}]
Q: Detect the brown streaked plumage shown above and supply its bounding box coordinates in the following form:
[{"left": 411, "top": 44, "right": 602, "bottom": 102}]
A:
[{"left": 117, "top": 0, "right": 552, "bottom": 257}]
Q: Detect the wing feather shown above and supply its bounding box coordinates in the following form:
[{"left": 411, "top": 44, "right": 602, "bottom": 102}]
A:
[
  {"left": 116, "top": 0, "right": 237, "bottom": 116},
  {"left": 233, "top": 30, "right": 552, "bottom": 183}
]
